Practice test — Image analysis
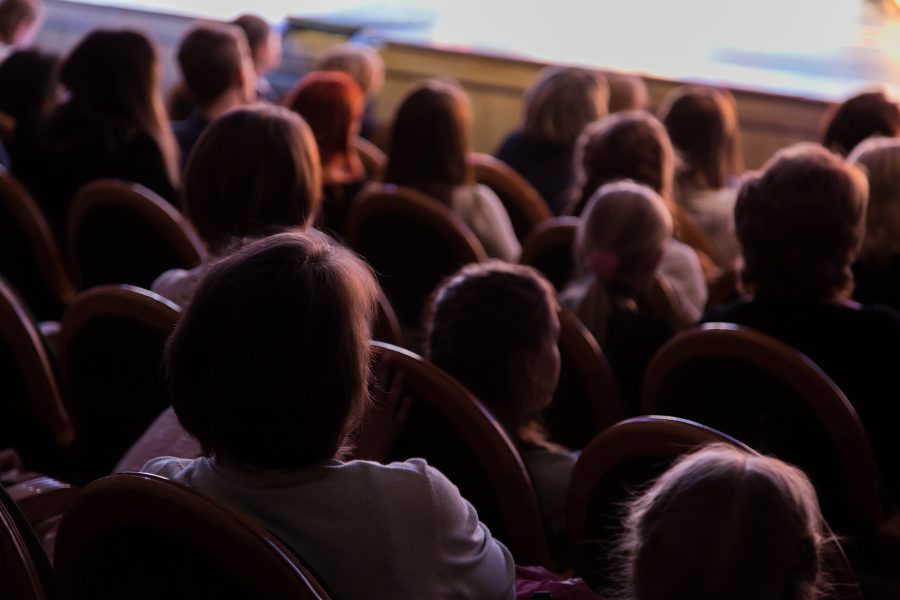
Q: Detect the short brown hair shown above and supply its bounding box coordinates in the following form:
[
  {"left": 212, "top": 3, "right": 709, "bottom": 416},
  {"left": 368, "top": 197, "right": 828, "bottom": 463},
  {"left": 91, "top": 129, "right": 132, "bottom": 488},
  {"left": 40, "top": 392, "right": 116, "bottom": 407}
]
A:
[
  {"left": 184, "top": 104, "right": 321, "bottom": 252},
  {"left": 822, "top": 90, "right": 900, "bottom": 156},
  {"left": 848, "top": 136, "right": 900, "bottom": 263},
  {"left": 735, "top": 143, "right": 868, "bottom": 300},
  {"left": 177, "top": 23, "right": 246, "bottom": 109},
  {"left": 523, "top": 67, "right": 609, "bottom": 145},
  {"left": 0, "top": 0, "right": 37, "bottom": 44},
  {"left": 166, "top": 230, "right": 378, "bottom": 470},
  {"left": 316, "top": 43, "right": 384, "bottom": 101},
  {"left": 384, "top": 78, "right": 471, "bottom": 203}
]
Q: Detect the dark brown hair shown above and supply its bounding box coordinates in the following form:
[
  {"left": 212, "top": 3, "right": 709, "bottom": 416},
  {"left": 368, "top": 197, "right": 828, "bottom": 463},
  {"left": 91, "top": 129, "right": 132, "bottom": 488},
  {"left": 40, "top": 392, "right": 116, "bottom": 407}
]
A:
[
  {"left": 167, "top": 230, "right": 378, "bottom": 470},
  {"left": 177, "top": 23, "right": 246, "bottom": 109},
  {"left": 0, "top": 0, "right": 37, "bottom": 44},
  {"left": 822, "top": 91, "right": 900, "bottom": 157},
  {"left": 384, "top": 78, "right": 471, "bottom": 203},
  {"left": 230, "top": 14, "right": 269, "bottom": 55},
  {"left": 424, "top": 261, "right": 557, "bottom": 426},
  {"left": 736, "top": 143, "right": 868, "bottom": 301},
  {"left": 184, "top": 104, "right": 321, "bottom": 253},
  {"left": 659, "top": 85, "right": 744, "bottom": 190}
]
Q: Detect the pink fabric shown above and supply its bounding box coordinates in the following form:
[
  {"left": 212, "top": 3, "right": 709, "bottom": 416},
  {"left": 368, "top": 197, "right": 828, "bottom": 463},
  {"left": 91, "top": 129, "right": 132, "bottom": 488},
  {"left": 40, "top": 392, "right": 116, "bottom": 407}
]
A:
[{"left": 515, "top": 565, "right": 608, "bottom": 599}]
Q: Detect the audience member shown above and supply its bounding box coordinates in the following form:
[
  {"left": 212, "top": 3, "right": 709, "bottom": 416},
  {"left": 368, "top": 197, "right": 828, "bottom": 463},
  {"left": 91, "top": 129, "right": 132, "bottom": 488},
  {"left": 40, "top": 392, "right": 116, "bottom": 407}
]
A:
[
  {"left": 495, "top": 67, "right": 609, "bottom": 214},
  {"left": 153, "top": 104, "right": 320, "bottom": 306},
  {"left": 383, "top": 78, "right": 520, "bottom": 261},
  {"left": 561, "top": 181, "right": 675, "bottom": 411},
  {"left": 0, "top": 0, "right": 41, "bottom": 61},
  {"left": 822, "top": 90, "right": 900, "bottom": 156},
  {"left": 143, "top": 230, "right": 515, "bottom": 598},
  {"left": 231, "top": 13, "right": 281, "bottom": 102},
  {"left": 659, "top": 85, "right": 743, "bottom": 268},
  {"left": 569, "top": 111, "right": 710, "bottom": 323},
  {"left": 617, "top": 444, "right": 834, "bottom": 600},
  {"left": 316, "top": 42, "right": 385, "bottom": 140},
  {"left": 705, "top": 142, "right": 900, "bottom": 500},
  {"left": 424, "top": 261, "right": 573, "bottom": 552},
  {"left": 283, "top": 71, "right": 366, "bottom": 237},
  {"left": 848, "top": 136, "right": 900, "bottom": 311},
  {"left": 11, "top": 29, "right": 179, "bottom": 235},
  {"left": 606, "top": 72, "right": 648, "bottom": 113},
  {"left": 0, "top": 48, "right": 58, "bottom": 120},
  {"left": 173, "top": 23, "right": 257, "bottom": 169}
]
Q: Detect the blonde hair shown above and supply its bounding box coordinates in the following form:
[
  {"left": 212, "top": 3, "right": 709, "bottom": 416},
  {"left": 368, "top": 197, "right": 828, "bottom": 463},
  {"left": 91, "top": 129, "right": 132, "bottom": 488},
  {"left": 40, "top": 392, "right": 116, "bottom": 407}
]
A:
[
  {"left": 620, "top": 444, "right": 831, "bottom": 600},
  {"left": 523, "top": 66, "right": 609, "bottom": 145},
  {"left": 569, "top": 180, "right": 672, "bottom": 343},
  {"left": 316, "top": 43, "right": 385, "bottom": 101},
  {"left": 848, "top": 136, "right": 900, "bottom": 264}
]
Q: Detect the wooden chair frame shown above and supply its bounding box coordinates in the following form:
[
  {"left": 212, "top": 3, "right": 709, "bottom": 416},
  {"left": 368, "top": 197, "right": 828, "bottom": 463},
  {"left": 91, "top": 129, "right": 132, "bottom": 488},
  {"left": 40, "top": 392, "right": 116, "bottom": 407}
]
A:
[
  {"left": 367, "top": 341, "right": 553, "bottom": 568},
  {"left": 353, "top": 136, "right": 386, "bottom": 179},
  {"left": 66, "top": 180, "right": 206, "bottom": 290},
  {"left": 54, "top": 472, "right": 331, "bottom": 599},
  {"left": 0, "top": 484, "right": 49, "bottom": 600},
  {"left": 519, "top": 217, "right": 579, "bottom": 290},
  {"left": 468, "top": 152, "right": 551, "bottom": 240},
  {"left": 641, "top": 323, "right": 885, "bottom": 530}
]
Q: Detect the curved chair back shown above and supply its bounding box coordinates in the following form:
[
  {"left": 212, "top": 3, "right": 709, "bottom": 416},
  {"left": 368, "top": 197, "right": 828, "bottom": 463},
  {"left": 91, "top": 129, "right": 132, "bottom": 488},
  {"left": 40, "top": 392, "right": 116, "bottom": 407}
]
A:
[
  {"left": 345, "top": 184, "right": 487, "bottom": 328},
  {"left": 54, "top": 472, "right": 331, "bottom": 599},
  {"left": 0, "top": 276, "right": 72, "bottom": 473},
  {"left": 0, "top": 169, "right": 75, "bottom": 320},
  {"left": 469, "top": 152, "right": 551, "bottom": 241},
  {"left": 567, "top": 416, "right": 749, "bottom": 586},
  {"left": 520, "top": 217, "right": 578, "bottom": 291},
  {"left": 373, "top": 289, "right": 405, "bottom": 347},
  {"left": 66, "top": 180, "right": 206, "bottom": 290},
  {"left": 0, "top": 484, "right": 53, "bottom": 600},
  {"left": 642, "top": 323, "right": 885, "bottom": 537},
  {"left": 357, "top": 342, "right": 553, "bottom": 568},
  {"left": 353, "top": 136, "right": 386, "bottom": 179},
  {"left": 59, "top": 285, "right": 180, "bottom": 478},
  {"left": 542, "top": 308, "right": 623, "bottom": 449}
]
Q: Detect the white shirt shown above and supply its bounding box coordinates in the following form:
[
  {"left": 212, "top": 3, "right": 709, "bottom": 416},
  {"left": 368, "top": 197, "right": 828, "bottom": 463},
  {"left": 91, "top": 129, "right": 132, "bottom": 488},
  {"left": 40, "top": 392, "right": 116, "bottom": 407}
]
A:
[
  {"left": 659, "top": 239, "right": 708, "bottom": 324},
  {"left": 142, "top": 456, "right": 515, "bottom": 600},
  {"left": 681, "top": 187, "right": 740, "bottom": 269},
  {"left": 450, "top": 184, "right": 521, "bottom": 262}
]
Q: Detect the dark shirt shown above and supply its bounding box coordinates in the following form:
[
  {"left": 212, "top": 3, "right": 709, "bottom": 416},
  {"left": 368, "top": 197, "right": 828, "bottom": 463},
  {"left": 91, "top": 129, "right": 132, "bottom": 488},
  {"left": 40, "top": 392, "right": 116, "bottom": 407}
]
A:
[
  {"left": 704, "top": 297, "right": 900, "bottom": 501},
  {"left": 173, "top": 112, "right": 209, "bottom": 171},
  {"left": 316, "top": 179, "right": 366, "bottom": 240},
  {"left": 11, "top": 102, "right": 179, "bottom": 236},
  {"left": 494, "top": 129, "right": 575, "bottom": 215},
  {"left": 852, "top": 255, "right": 900, "bottom": 314}
]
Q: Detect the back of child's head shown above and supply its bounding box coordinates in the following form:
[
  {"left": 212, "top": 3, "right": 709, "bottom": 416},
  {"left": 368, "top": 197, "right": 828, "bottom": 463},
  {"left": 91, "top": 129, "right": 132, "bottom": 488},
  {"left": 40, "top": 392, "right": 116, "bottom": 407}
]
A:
[
  {"left": 316, "top": 43, "right": 385, "bottom": 102},
  {"left": 0, "top": 48, "right": 58, "bottom": 119},
  {"left": 822, "top": 90, "right": 900, "bottom": 156},
  {"left": 166, "top": 229, "right": 378, "bottom": 470},
  {"left": 606, "top": 72, "right": 648, "bottom": 114},
  {"left": 423, "top": 261, "right": 559, "bottom": 426},
  {"left": 620, "top": 444, "right": 829, "bottom": 600},
  {"left": 523, "top": 66, "right": 609, "bottom": 146},
  {"left": 177, "top": 23, "right": 255, "bottom": 109},
  {"left": 184, "top": 104, "right": 321, "bottom": 252},
  {"left": 230, "top": 13, "right": 279, "bottom": 74},
  {"left": 577, "top": 180, "right": 672, "bottom": 284},
  {"left": 848, "top": 136, "right": 900, "bottom": 263},
  {"left": 573, "top": 111, "right": 676, "bottom": 216},
  {"left": 0, "top": 0, "right": 39, "bottom": 45},
  {"left": 283, "top": 71, "right": 364, "bottom": 173},
  {"left": 659, "top": 85, "right": 742, "bottom": 190}
]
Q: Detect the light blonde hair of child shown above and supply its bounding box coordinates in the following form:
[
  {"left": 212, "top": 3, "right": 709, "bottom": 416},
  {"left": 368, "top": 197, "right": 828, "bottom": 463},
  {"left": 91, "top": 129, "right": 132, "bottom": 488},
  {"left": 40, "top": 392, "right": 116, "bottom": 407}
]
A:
[
  {"left": 316, "top": 43, "right": 385, "bottom": 102},
  {"left": 848, "top": 136, "right": 900, "bottom": 264},
  {"left": 619, "top": 444, "right": 831, "bottom": 600},
  {"left": 573, "top": 180, "right": 672, "bottom": 343},
  {"left": 523, "top": 66, "right": 609, "bottom": 146}
]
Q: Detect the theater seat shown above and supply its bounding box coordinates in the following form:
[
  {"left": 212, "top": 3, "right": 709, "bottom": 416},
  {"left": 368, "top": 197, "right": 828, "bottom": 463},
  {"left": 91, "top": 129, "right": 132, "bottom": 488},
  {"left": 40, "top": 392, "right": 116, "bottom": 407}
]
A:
[{"left": 468, "top": 152, "right": 551, "bottom": 241}]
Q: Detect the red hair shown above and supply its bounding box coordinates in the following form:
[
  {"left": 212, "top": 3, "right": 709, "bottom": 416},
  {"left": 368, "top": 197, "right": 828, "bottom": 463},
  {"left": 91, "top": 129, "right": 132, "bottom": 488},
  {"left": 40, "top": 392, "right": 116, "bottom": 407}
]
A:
[{"left": 284, "top": 71, "right": 364, "bottom": 182}]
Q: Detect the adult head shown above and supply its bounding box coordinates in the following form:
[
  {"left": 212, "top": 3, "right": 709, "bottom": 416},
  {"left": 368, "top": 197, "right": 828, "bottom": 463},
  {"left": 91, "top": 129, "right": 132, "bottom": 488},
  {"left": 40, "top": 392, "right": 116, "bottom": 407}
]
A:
[
  {"left": 283, "top": 70, "right": 365, "bottom": 182},
  {"left": 166, "top": 229, "right": 378, "bottom": 470},
  {"left": 522, "top": 66, "right": 609, "bottom": 146},
  {"left": 573, "top": 111, "right": 676, "bottom": 216},
  {"left": 848, "top": 136, "right": 900, "bottom": 264},
  {"left": 822, "top": 90, "right": 900, "bottom": 157},
  {"left": 424, "top": 261, "right": 560, "bottom": 432},
  {"left": 184, "top": 104, "right": 321, "bottom": 253},
  {"left": 736, "top": 143, "right": 868, "bottom": 301},
  {"left": 316, "top": 43, "right": 385, "bottom": 103},
  {"left": 0, "top": 0, "right": 40, "bottom": 47},
  {"left": 620, "top": 444, "right": 830, "bottom": 600},
  {"left": 384, "top": 78, "right": 472, "bottom": 202},
  {"left": 0, "top": 48, "right": 58, "bottom": 119},
  {"left": 60, "top": 29, "right": 179, "bottom": 184},
  {"left": 176, "top": 23, "right": 256, "bottom": 115},
  {"left": 659, "top": 85, "right": 743, "bottom": 190},
  {"left": 231, "top": 13, "right": 281, "bottom": 75}
]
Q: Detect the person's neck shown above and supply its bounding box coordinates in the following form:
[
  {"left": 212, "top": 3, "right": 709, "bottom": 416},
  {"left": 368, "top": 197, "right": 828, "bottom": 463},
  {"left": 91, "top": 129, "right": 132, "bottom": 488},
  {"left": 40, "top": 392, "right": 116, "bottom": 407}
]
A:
[{"left": 200, "top": 90, "right": 246, "bottom": 122}]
